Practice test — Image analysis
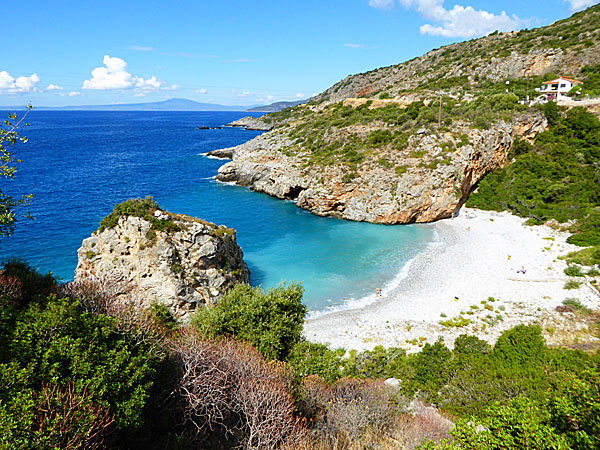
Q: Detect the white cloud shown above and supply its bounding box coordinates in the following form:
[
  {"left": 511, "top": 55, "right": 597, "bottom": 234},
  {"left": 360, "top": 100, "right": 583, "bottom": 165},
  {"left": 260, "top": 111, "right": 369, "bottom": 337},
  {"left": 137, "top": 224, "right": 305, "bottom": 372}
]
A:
[
  {"left": 46, "top": 83, "right": 64, "bottom": 91},
  {"left": 129, "top": 45, "right": 155, "bottom": 51},
  {"left": 344, "top": 43, "right": 367, "bottom": 48},
  {"left": 369, "top": 0, "right": 395, "bottom": 9},
  {"left": 239, "top": 90, "right": 252, "bottom": 97},
  {"left": 0, "top": 71, "right": 40, "bottom": 93},
  {"left": 295, "top": 93, "right": 304, "bottom": 98},
  {"left": 196, "top": 88, "right": 208, "bottom": 94},
  {"left": 169, "top": 84, "right": 180, "bottom": 90},
  {"left": 564, "top": 0, "right": 599, "bottom": 11},
  {"left": 68, "top": 91, "right": 81, "bottom": 97},
  {"left": 83, "top": 55, "right": 164, "bottom": 91},
  {"left": 372, "top": 0, "right": 526, "bottom": 38}
]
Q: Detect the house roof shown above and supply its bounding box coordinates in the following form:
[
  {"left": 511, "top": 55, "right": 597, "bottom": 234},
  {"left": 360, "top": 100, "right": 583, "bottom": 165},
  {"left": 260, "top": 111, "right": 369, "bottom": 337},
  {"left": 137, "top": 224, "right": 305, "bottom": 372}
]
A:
[{"left": 542, "top": 76, "right": 583, "bottom": 84}]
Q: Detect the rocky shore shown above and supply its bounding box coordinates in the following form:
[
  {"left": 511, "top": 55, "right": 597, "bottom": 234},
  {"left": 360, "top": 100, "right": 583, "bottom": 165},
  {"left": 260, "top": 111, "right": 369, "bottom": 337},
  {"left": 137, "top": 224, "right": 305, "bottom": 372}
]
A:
[
  {"left": 211, "top": 110, "right": 547, "bottom": 224},
  {"left": 226, "top": 116, "right": 273, "bottom": 131}
]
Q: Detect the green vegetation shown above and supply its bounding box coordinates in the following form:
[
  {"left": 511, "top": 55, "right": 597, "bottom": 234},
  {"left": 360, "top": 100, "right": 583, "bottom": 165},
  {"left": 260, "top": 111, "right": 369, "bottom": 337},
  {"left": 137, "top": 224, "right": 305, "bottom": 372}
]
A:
[
  {"left": 0, "top": 109, "right": 33, "bottom": 239},
  {"left": 1, "top": 260, "right": 599, "bottom": 449},
  {"left": 283, "top": 95, "right": 524, "bottom": 170},
  {"left": 98, "top": 197, "right": 182, "bottom": 241},
  {"left": 468, "top": 104, "right": 600, "bottom": 264},
  {"left": 0, "top": 261, "right": 171, "bottom": 449},
  {"left": 192, "top": 283, "right": 306, "bottom": 360},
  {"left": 562, "top": 298, "right": 591, "bottom": 315}
]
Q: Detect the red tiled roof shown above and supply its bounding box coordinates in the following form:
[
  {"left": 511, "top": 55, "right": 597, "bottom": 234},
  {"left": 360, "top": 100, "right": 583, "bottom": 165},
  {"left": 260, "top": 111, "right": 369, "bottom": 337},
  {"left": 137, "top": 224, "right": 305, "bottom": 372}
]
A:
[{"left": 542, "top": 76, "right": 583, "bottom": 84}]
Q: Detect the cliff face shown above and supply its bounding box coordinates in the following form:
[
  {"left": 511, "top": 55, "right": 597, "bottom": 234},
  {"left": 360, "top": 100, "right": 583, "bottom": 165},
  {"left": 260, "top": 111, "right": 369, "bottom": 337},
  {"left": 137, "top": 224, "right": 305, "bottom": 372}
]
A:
[
  {"left": 213, "top": 111, "right": 547, "bottom": 224},
  {"left": 75, "top": 209, "right": 250, "bottom": 321}
]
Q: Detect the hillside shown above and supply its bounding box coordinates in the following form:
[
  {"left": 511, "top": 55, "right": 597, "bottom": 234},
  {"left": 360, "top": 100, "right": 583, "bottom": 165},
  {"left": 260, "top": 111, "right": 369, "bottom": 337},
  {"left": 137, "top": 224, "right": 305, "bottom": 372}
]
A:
[
  {"left": 315, "top": 4, "right": 600, "bottom": 103},
  {"left": 210, "top": 4, "right": 600, "bottom": 226}
]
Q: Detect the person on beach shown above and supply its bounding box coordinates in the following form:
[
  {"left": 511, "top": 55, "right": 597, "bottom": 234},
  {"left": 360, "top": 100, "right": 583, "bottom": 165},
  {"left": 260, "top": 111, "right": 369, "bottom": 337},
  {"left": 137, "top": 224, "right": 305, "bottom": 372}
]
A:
[
  {"left": 376, "top": 288, "right": 382, "bottom": 297},
  {"left": 517, "top": 266, "right": 527, "bottom": 274},
  {"left": 454, "top": 296, "right": 459, "bottom": 301}
]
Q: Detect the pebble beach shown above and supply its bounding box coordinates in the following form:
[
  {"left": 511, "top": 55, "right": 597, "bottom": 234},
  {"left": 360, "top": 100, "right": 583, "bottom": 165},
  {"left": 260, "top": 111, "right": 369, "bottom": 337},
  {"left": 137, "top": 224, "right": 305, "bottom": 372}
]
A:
[{"left": 304, "top": 207, "right": 600, "bottom": 352}]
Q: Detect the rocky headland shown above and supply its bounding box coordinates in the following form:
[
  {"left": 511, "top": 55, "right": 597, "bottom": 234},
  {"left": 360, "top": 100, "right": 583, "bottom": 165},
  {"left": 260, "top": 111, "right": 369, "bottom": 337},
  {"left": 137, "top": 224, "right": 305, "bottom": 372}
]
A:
[
  {"left": 212, "top": 109, "right": 547, "bottom": 224},
  {"left": 226, "top": 116, "right": 273, "bottom": 131},
  {"left": 75, "top": 201, "right": 250, "bottom": 321}
]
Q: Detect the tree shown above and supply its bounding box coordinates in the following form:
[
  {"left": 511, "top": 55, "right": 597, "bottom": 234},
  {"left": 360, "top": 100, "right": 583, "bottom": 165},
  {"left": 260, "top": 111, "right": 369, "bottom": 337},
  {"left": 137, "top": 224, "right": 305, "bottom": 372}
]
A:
[
  {"left": 191, "top": 283, "right": 306, "bottom": 361},
  {"left": 0, "top": 107, "right": 33, "bottom": 238}
]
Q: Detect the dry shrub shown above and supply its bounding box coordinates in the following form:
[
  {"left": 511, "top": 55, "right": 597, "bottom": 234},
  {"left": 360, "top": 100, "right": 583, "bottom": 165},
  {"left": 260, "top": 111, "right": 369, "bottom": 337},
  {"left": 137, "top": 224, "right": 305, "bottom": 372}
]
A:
[
  {"left": 171, "top": 329, "right": 309, "bottom": 450},
  {"left": 299, "top": 375, "right": 332, "bottom": 422},
  {"left": 0, "top": 272, "right": 23, "bottom": 305},
  {"left": 32, "top": 383, "right": 114, "bottom": 450},
  {"left": 391, "top": 408, "right": 453, "bottom": 450},
  {"left": 301, "top": 376, "right": 400, "bottom": 449}
]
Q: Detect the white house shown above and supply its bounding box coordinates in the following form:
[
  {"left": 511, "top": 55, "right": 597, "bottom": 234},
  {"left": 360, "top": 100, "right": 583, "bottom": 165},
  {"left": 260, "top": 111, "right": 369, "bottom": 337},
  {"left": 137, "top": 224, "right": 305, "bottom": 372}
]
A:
[{"left": 539, "top": 76, "right": 583, "bottom": 101}]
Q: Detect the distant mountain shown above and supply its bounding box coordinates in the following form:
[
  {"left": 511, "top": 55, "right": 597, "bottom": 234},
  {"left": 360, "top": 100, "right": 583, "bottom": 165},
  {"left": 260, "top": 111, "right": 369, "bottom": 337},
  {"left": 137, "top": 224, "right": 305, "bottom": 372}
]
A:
[
  {"left": 246, "top": 99, "right": 307, "bottom": 112},
  {"left": 2, "top": 98, "right": 249, "bottom": 112}
]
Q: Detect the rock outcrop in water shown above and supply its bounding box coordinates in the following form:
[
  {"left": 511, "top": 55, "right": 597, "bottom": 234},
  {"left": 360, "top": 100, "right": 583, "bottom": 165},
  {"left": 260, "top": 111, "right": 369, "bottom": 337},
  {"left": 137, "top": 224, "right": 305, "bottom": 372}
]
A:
[
  {"left": 75, "top": 204, "right": 250, "bottom": 321},
  {"left": 212, "top": 111, "right": 547, "bottom": 224}
]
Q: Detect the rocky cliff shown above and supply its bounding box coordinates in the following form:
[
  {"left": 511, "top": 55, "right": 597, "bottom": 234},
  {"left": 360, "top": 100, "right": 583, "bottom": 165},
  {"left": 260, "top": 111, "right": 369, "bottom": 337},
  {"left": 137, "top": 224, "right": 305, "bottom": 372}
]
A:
[
  {"left": 75, "top": 202, "right": 250, "bottom": 321},
  {"left": 213, "top": 110, "right": 547, "bottom": 224}
]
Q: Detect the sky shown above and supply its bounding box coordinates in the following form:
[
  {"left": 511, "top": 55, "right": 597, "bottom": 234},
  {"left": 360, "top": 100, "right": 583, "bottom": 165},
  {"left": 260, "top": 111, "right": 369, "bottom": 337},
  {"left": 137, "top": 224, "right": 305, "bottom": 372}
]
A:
[{"left": 1, "top": 0, "right": 598, "bottom": 107}]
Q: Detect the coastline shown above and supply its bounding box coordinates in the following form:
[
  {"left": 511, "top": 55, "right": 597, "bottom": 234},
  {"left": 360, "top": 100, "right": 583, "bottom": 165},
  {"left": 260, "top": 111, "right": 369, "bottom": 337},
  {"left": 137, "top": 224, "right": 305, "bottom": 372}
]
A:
[{"left": 304, "top": 207, "right": 600, "bottom": 352}]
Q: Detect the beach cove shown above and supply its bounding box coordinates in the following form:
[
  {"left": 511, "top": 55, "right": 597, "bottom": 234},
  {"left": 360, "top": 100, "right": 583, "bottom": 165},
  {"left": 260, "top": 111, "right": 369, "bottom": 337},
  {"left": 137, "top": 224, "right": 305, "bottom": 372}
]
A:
[{"left": 305, "top": 207, "right": 600, "bottom": 352}]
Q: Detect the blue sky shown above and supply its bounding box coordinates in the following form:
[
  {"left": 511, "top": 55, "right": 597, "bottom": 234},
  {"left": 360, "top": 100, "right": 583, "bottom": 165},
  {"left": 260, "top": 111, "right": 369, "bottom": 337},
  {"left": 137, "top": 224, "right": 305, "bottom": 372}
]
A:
[{"left": 1, "top": 0, "right": 598, "bottom": 107}]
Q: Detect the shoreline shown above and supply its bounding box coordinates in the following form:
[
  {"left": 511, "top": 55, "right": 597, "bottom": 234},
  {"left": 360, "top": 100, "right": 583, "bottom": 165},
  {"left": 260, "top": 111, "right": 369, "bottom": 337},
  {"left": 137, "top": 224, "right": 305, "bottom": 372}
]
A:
[{"left": 304, "top": 207, "right": 600, "bottom": 352}]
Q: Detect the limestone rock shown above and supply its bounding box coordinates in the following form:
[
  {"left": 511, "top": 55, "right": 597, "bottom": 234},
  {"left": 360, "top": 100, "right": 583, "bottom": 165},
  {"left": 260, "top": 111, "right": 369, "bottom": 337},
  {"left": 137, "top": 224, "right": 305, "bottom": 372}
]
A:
[
  {"left": 213, "top": 111, "right": 547, "bottom": 225},
  {"left": 226, "top": 116, "right": 273, "bottom": 131},
  {"left": 75, "top": 210, "right": 250, "bottom": 321}
]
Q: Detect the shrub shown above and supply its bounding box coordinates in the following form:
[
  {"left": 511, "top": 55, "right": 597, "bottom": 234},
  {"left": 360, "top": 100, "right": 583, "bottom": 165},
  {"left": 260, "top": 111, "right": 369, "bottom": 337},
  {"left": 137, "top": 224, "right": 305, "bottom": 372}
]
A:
[
  {"left": 564, "top": 265, "right": 585, "bottom": 277},
  {"left": 98, "top": 196, "right": 158, "bottom": 232},
  {"left": 0, "top": 383, "right": 114, "bottom": 450},
  {"left": 0, "top": 259, "right": 56, "bottom": 307},
  {"left": 170, "top": 331, "right": 308, "bottom": 450},
  {"left": 562, "top": 298, "right": 590, "bottom": 315},
  {"left": 192, "top": 283, "right": 306, "bottom": 361},
  {"left": 565, "top": 280, "right": 582, "bottom": 289},
  {"left": 288, "top": 340, "right": 345, "bottom": 383},
  {"left": 492, "top": 325, "right": 546, "bottom": 365}
]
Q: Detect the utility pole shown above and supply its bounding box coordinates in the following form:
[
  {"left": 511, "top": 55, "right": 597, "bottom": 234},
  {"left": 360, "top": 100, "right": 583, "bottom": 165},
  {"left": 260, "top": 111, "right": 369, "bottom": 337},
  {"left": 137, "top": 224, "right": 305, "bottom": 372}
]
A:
[{"left": 438, "top": 92, "right": 442, "bottom": 128}]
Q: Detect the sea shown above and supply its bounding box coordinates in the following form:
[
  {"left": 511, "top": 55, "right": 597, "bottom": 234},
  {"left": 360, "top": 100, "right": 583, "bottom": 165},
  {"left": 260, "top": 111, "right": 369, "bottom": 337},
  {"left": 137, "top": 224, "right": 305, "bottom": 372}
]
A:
[{"left": 0, "top": 110, "right": 434, "bottom": 315}]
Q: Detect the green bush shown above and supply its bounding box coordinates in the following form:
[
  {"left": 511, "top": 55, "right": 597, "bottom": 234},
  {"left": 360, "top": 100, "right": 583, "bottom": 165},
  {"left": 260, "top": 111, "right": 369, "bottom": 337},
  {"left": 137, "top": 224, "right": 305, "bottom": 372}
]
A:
[
  {"left": 0, "top": 292, "right": 169, "bottom": 450},
  {"left": 191, "top": 283, "right": 307, "bottom": 360},
  {"left": 98, "top": 196, "right": 158, "bottom": 232},
  {"left": 288, "top": 340, "right": 346, "bottom": 383},
  {"left": 564, "top": 265, "right": 585, "bottom": 277}
]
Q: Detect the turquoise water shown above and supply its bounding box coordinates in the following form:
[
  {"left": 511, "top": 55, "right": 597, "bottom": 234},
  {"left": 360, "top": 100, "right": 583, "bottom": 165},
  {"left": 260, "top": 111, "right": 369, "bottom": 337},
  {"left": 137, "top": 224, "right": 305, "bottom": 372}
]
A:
[{"left": 0, "top": 111, "right": 433, "bottom": 313}]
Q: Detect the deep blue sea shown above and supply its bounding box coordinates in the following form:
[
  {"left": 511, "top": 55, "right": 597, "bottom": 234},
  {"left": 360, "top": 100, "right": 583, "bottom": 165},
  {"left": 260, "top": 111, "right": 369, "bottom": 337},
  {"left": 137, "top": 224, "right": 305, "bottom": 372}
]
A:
[{"left": 0, "top": 110, "right": 434, "bottom": 314}]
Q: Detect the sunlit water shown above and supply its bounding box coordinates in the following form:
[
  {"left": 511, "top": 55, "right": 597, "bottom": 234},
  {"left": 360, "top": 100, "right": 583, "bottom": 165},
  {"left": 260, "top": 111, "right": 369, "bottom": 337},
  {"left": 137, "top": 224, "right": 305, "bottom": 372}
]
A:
[{"left": 0, "top": 110, "right": 434, "bottom": 313}]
